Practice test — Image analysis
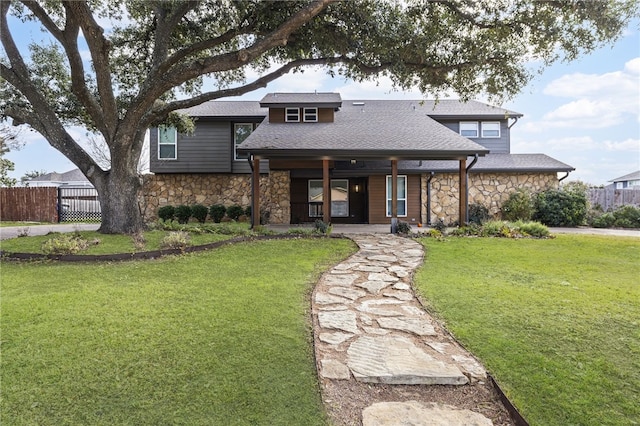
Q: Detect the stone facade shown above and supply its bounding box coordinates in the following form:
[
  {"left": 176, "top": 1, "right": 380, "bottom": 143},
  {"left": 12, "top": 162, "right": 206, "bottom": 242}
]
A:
[
  {"left": 139, "top": 171, "right": 290, "bottom": 224},
  {"left": 422, "top": 172, "right": 559, "bottom": 225}
]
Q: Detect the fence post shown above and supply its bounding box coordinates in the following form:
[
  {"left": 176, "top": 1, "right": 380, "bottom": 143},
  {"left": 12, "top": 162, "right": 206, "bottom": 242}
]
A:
[{"left": 57, "top": 187, "right": 62, "bottom": 223}]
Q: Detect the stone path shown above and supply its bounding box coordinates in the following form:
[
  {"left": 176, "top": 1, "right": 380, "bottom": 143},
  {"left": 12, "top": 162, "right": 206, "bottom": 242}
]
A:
[{"left": 312, "top": 234, "right": 503, "bottom": 425}]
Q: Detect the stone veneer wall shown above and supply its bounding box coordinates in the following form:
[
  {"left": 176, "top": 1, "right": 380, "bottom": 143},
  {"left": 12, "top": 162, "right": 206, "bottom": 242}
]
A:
[
  {"left": 139, "top": 171, "right": 290, "bottom": 224},
  {"left": 421, "top": 172, "right": 559, "bottom": 225}
]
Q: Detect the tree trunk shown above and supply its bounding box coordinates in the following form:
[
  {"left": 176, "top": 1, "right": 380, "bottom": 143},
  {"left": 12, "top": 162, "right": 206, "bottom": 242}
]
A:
[{"left": 94, "top": 168, "right": 145, "bottom": 234}]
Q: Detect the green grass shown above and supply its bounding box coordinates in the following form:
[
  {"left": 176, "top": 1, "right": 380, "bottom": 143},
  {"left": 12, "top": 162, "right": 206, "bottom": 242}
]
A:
[
  {"left": 1, "top": 238, "right": 356, "bottom": 425},
  {"left": 415, "top": 235, "right": 640, "bottom": 425}
]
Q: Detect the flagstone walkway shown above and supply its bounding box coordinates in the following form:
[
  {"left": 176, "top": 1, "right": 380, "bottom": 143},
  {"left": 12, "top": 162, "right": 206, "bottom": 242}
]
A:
[{"left": 312, "top": 234, "right": 511, "bottom": 425}]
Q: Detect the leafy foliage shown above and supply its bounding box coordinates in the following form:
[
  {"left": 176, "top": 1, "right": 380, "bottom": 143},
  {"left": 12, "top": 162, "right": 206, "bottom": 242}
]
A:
[
  {"left": 590, "top": 205, "right": 640, "bottom": 228},
  {"left": 209, "top": 204, "right": 226, "bottom": 223},
  {"left": 191, "top": 204, "right": 208, "bottom": 224},
  {"left": 159, "top": 231, "right": 191, "bottom": 250},
  {"left": 533, "top": 187, "right": 588, "bottom": 227},
  {"left": 396, "top": 219, "right": 412, "bottom": 235},
  {"left": 41, "top": 233, "right": 97, "bottom": 255},
  {"left": 157, "top": 205, "right": 175, "bottom": 222},
  {"left": 468, "top": 202, "right": 491, "bottom": 225},
  {"left": 501, "top": 189, "right": 534, "bottom": 221},
  {"left": 226, "top": 205, "right": 245, "bottom": 221},
  {"left": 174, "top": 205, "right": 192, "bottom": 224}
]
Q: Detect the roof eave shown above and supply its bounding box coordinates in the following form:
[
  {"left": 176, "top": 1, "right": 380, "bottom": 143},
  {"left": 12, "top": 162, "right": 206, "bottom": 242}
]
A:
[{"left": 237, "top": 148, "right": 489, "bottom": 161}]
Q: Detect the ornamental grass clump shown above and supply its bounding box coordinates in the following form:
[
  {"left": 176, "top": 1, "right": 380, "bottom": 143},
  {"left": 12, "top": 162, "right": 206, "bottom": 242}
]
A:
[
  {"left": 41, "top": 234, "right": 94, "bottom": 255},
  {"left": 160, "top": 231, "right": 191, "bottom": 250}
]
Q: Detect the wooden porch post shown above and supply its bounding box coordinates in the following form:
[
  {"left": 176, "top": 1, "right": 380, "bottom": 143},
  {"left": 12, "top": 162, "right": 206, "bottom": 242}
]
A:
[
  {"left": 459, "top": 158, "right": 467, "bottom": 226},
  {"left": 251, "top": 156, "right": 260, "bottom": 228},
  {"left": 391, "top": 159, "right": 398, "bottom": 233},
  {"left": 322, "top": 159, "right": 331, "bottom": 223}
]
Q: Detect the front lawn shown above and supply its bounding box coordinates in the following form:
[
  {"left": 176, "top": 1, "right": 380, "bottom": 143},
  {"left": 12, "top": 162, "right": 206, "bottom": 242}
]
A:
[
  {"left": 1, "top": 238, "right": 356, "bottom": 425},
  {"left": 415, "top": 235, "right": 640, "bottom": 425}
]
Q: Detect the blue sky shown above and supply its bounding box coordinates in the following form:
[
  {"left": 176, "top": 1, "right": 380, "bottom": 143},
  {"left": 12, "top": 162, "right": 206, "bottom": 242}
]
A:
[{"left": 4, "top": 16, "right": 639, "bottom": 186}]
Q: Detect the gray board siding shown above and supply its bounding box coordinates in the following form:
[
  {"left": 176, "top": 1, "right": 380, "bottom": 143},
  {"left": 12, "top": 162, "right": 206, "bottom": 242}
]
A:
[
  {"left": 150, "top": 120, "right": 267, "bottom": 174},
  {"left": 438, "top": 120, "right": 510, "bottom": 154}
]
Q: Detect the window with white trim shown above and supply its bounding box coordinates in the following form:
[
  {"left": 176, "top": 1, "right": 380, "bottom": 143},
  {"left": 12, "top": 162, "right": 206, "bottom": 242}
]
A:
[
  {"left": 285, "top": 107, "right": 300, "bottom": 122},
  {"left": 481, "top": 122, "right": 500, "bottom": 138},
  {"left": 459, "top": 122, "right": 479, "bottom": 138},
  {"left": 308, "top": 179, "right": 349, "bottom": 217},
  {"left": 386, "top": 175, "right": 407, "bottom": 217},
  {"left": 234, "top": 123, "right": 253, "bottom": 160},
  {"left": 158, "top": 125, "right": 177, "bottom": 160},
  {"left": 303, "top": 107, "right": 318, "bottom": 122}
]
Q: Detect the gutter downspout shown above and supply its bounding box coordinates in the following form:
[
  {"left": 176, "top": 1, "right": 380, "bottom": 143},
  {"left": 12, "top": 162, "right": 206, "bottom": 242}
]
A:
[
  {"left": 465, "top": 154, "right": 479, "bottom": 225},
  {"left": 558, "top": 171, "right": 570, "bottom": 183},
  {"left": 508, "top": 117, "right": 519, "bottom": 129},
  {"left": 426, "top": 172, "right": 435, "bottom": 225}
]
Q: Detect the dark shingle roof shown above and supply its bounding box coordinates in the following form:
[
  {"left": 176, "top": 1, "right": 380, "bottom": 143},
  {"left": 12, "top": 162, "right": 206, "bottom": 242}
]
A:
[
  {"left": 180, "top": 101, "right": 266, "bottom": 117},
  {"left": 260, "top": 92, "right": 342, "bottom": 107},
  {"left": 31, "top": 168, "right": 90, "bottom": 182},
  {"left": 238, "top": 100, "right": 489, "bottom": 160},
  {"left": 333, "top": 154, "right": 574, "bottom": 175},
  {"left": 420, "top": 99, "right": 522, "bottom": 118},
  {"left": 609, "top": 170, "right": 640, "bottom": 183}
]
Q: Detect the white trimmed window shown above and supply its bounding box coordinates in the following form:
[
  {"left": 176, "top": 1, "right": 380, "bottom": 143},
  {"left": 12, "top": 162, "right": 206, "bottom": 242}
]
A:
[
  {"left": 481, "top": 122, "right": 501, "bottom": 138},
  {"left": 303, "top": 107, "right": 318, "bottom": 122},
  {"left": 285, "top": 107, "right": 300, "bottom": 122},
  {"left": 459, "top": 122, "right": 479, "bottom": 138},
  {"left": 386, "top": 175, "right": 407, "bottom": 217},
  {"left": 308, "top": 179, "right": 349, "bottom": 217},
  {"left": 158, "top": 125, "right": 177, "bottom": 160},
  {"left": 234, "top": 123, "right": 253, "bottom": 160}
]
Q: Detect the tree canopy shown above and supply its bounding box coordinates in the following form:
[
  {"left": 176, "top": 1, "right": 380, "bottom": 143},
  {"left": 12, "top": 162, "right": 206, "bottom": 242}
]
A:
[{"left": 1, "top": 0, "right": 637, "bottom": 233}]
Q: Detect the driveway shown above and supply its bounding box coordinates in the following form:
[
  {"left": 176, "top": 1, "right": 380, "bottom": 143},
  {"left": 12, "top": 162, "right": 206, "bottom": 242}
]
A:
[{"left": 0, "top": 223, "right": 101, "bottom": 241}]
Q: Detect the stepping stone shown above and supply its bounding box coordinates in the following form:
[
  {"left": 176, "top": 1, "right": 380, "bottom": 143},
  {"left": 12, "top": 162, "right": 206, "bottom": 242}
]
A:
[
  {"left": 382, "top": 289, "right": 414, "bottom": 301},
  {"left": 319, "top": 332, "right": 355, "bottom": 345},
  {"left": 318, "top": 310, "right": 359, "bottom": 334},
  {"left": 362, "top": 401, "right": 493, "bottom": 426},
  {"left": 392, "top": 283, "right": 411, "bottom": 291},
  {"left": 347, "top": 336, "right": 468, "bottom": 385},
  {"left": 377, "top": 317, "right": 436, "bottom": 336},
  {"left": 356, "top": 280, "right": 392, "bottom": 294},
  {"left": 320, "top": 359, "right": 351, "bottom": 380},
  {"left": 328, "top": 287, "right": 367, "bottom": 301},
  {"left": 356, "top": 299, "right": 405, "bottom": 317},
  {"left": 324, "top": 273, "right": 359, "bottom": 287},
  {"left": 354, "top": 265, "right": 386, "bottom": 272},
  {"left": 368, "top": 272, "right": 398, "bottom": 282},
  {"left": 452, "top": 354, "right": 487, "bottom": 379},
  {"left": 402, "top": 249, "right": 424, "bottom": 257},
  {"left": 367, "top": 254, "right": 397, "bottom": 262},
  {"left": 315, "top": 292, "right": 351, "bottom": 305},
  {"left": 426, "top": 342, "right": 450, "bottom": 354}
]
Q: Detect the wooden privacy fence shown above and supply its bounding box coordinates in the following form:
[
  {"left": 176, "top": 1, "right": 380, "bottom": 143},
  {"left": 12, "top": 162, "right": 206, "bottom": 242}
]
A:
[
  {"left": 588, "top": 188, "right": 640, "bottom": 211},
  {"left": 0, "top": 187, "right": 58, "bottom": 222}
]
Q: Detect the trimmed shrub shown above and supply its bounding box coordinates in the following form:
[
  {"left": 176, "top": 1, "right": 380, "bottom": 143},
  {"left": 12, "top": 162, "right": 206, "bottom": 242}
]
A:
[
  {"left": 157, "top": 205, "right": 175, "bottom": 222},
  {"left": 244, "top": 206, "right": 252, "bottom": 217},
  {"left": 501, "top": 189, "right": 533, "bottom": 221},
  {"left": 209, "top": 204, "right": 226, "bottom": 223},
  {"left": 191, "top": 204, "right": 209, "bottom": 224},
  {"left": 175, "top": 205, "right": 192, "bottom": 224},
  {"left": 514, "top": 220, "right": 550, "bottom": 238},
  {"left": 533, "top": 187, "right": 587, "bottom": 227},
  {"left": 396, "top": 220, "right": 412, "bottom": 234},
  {"left": 469, "top": 203, "right": 491, "bottom": 225},
  {"left": 591, "top": 205, "right": 640, "bottom": 228},
  {"left": 226, "top": 205, "right": 245, "bottom": 221}
]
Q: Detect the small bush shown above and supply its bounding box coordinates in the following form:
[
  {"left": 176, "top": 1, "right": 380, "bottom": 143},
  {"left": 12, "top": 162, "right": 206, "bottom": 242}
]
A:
[
  {"left": 209, "top": 204, "right": 226, "bottom": 223},
  {"left": 41, "top": 234, "right": 90, "bottom": 255},
  {"left": 514, "top": 220, "right": 550, "bottom": 238},
  {"left": 431, "top": 218, "right": 447, "bottom": 233},
  {"left": 396, "top": 220, "right": 412, "bottom": 235},
  {"left": 533, "top": 187, "right": 587, "bottom": 227},
  {"left": 244, "top": 206, "right": 252, "bottom": 217},
  {"left": 160, "top": 231, "right": 191, "bottom": 250},
  {"left": 157, "top": 205, "right": 175, "bottom": 222},
  {"left": 226, "top": 205, "right": 245, "bottom": 221},
  {"left": 502, "top": 189, "right": 533, "bottom": 221},
  {"left": 591, "top": 212, "right": 616, "bottom": 228},
  {"left": 591, "top": 205, "right": 640, "bottom": 228},
  {"left": 175, "top": 205, "right": 192, "bottom": 224},
  {"left": 314, "top": 219, "right": 332, "bottom": 235},
  {"left": 191, "top": 204, "right": 209, "bottom": 224},
  {"left": 469, "top": 203, "right": 491, "bottom": 225},
  {"left": 131, "top": 232, "right": 146, "bottom": 251}
]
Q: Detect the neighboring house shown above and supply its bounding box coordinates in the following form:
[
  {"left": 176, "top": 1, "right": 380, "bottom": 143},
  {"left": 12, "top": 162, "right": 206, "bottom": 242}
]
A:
[
  {"left": 609, "top": 170, "right": 640, "bottom": 189},
  {"left": 25, "top": 168, "right": 94, "bottom": 188},
  {"left": 144, "top": 93, "right": 573, "bottom": 226}
]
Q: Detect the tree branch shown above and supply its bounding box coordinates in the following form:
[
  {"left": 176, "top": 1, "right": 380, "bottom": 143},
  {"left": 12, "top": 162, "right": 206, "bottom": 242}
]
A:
[{"left": 150, "top": 0, "right": 201, "bottom": 71}]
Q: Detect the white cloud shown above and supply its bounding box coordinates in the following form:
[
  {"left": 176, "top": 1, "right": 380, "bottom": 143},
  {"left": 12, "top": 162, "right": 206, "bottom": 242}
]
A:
[
  {"left": 603, "top": 138, "right": 640, "bottom": 152},
  {"left": 539, "top": 57, "right": 640, "bottom": 129}
]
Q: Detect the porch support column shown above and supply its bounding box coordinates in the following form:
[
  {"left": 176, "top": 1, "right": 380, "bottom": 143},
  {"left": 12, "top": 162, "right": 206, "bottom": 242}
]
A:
[
  {"left": 322, "top": 159, "right": 331, "bottom": 223},
  {"left": 459, "top": 158, "right": 467, "bottom": 226},
  {"left": 251, "top": 156, "right": 260, "bottom": 229},
  {"left": 391, "top": 159, "right": 398, "bottom": 233}
]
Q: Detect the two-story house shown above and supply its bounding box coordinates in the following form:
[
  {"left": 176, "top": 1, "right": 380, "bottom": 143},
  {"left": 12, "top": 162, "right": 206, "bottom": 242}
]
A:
[{"left": 144, "top": 92, "right": 573, "bottom": 226}]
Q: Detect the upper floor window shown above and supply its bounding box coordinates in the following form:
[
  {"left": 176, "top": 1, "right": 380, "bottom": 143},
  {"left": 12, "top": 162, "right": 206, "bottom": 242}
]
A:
[
  {"left": 285, "top": 107, "right": 300, "bottom": 122},
  {"left": 303, "top": 107, "right": 318, "bottom": 122},
  {"left": 459, "top": 122, "right": 479, "bottom": 138},
  {"left": 481, "top": 122, "right": 501, "bottom": 138},
  {"left": 234, "top": 123, "right": 254, "bottom": 160},
  {"left": 158, "top": 125, "right": 177, "bottom": 160}
]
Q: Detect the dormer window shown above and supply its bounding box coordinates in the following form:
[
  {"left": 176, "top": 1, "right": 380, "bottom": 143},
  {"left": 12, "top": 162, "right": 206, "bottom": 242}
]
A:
[
  {"left": 303, "top": 107, "right": 318, "bottom": 122},
  {"left": 285, "top": 107, "right": 300, "bottom": 122}
]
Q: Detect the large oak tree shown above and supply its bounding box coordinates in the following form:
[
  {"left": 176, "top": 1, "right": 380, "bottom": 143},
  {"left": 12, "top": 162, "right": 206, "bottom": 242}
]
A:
[{"left": 1, "top": 0, "right": 637, "bottom": 233}]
